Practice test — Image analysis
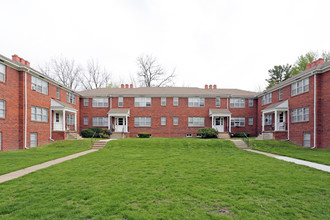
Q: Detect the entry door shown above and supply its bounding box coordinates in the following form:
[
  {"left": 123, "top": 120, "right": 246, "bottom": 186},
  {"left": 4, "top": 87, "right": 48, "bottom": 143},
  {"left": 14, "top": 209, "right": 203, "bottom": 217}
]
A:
[
  {"left": 213, "top": 117, "right": 224, "bottom": 132},
  {"left": 115, "top": 117, "right": 126, "bottom": 132},
  {"left": 53, "top": 111, "right": 63, "bottom": 131}
]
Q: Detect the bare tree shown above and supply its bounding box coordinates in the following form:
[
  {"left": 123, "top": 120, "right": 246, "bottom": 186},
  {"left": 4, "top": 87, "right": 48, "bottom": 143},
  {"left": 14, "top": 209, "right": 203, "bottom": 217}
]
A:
[
  {"left": 80, "top": 59, "right": 111, "bottom": 90},
  {"left": 136, "top": 55, "right": 176, "bottom": 87}
]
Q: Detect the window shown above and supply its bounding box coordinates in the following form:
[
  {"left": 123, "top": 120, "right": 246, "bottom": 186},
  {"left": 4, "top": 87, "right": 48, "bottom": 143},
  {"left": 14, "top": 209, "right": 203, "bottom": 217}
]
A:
[
  {"left": 303, "top": 133, "right": 311, "bottom": 147},
  {"left": 249, "top": 99, "right": 253, "bottom": 107},
  {"left": 66, "top": 114, "right": 75, "bottom": 125},
  {"left": 30, "top": 133, "right": 37, "bottom": 148},
  {"left": 56, "top": 87, "right": 60, "bottom": 99},
  {"left": 134, "top": 117, "right": 151, "bottom": 127},
  {"left": 0, "top": 63, "right": 5, "bottom": 82},
  {"left": 67, "top": 92, "right": 76, "bottom": 104},
  {"left": 279, "top": 88, "right": 283, "bottom": 100},
  {"left": 161, "top": 97, "right": 166, "bottom": 106},
  {"left": 188, "top": 97, "right": 205, "bottom": 107},
  {"left": 55, "top": 113, "right": 59, "bottom": 122},
  {"left": 118, "top": 97, "right": 123, "bottom": 107},
  {"left": 291, "top": 78, "right": 309, "bottom": 96},
  {"left": 83, "top": 117, "right": 88, "bottom": 125},
  {"left": 0, "top": 100, "right": 5, "bottom": 118},
  {"left": 230, "top": 98, "right": 245, "bottom": 108},
  {"left": 31, "top": 106, "right": 48, "bottom": 122},
  {"left": 31, "top": 76, "right": 48, "bottom": 95},
  {"left": 135, "top": 97, "right": 151, "bottom": 107},
  {"left": 83, "top": 98, "right": 89, "bottom": 106},
  {"left": 173, "top": 97, "right": 179, "bottom": 106},
  {"left": 216, "top": 97, "right": 221, "bottom": 107},
  {"left": 92, "top": 98, "right": 108, "bottom": 107},
  {"left": 173, "top": 116, "right": 178, "bottom": 125},
  {"left": 186, "top": 134, "right": 192, "bottom": 137},
  {"left": 231, "top": 117, "right": 245, "bottom": 127},
  {"left": 248, "top": 117, "right": 253, "bottom": 125},
  {"left": 264, "top": 114, "right": 272, "bottom": 125},
  {"left": 291, "top": 107, "right": 309, "bottom": 123},
  {"left": 262, "top": 93, "right": 272, "bottom": 105},
  {"left": 92, "top": 117, "right": 108, "bottom": 126},
  {"left": 0, "top": 132, "right": 2, "bottom": 151},
  {"left": 161, "top": 117, "right": 166, "bottom": 125},
  {"left": 188, "top": 117, "right": 205, "bottom": 127}
]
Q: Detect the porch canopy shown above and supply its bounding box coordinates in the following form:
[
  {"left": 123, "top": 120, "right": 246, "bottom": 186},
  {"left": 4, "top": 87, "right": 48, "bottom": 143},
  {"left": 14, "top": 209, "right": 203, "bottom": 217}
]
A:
[
  {"left": 51, "top": 99, "right": 78, "bottom": 131},
  {"left": 107, "top": 108, "right": 130, "bottom": 130},
  {"left": 209, "top": 109, "right": 232, "bottom": 132},
  {"left": 261, "top": 100, "right": 288, "bottom": 132}
]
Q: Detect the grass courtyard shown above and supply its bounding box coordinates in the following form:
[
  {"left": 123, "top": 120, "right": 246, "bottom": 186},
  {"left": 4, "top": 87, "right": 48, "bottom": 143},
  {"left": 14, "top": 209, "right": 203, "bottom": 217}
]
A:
[{"left": 0, "top": 138, "right": 329, "bottom": 219}]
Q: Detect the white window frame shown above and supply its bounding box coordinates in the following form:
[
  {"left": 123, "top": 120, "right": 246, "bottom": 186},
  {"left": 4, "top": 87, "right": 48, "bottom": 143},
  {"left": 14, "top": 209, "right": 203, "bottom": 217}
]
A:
[
  {"left": 56, "top": 87, "right": 60, "bottom": 99},
  {"left": 134, "top": 97, "right": 151, "bottom": 107},
  {"left": 92, "top": 117, "right": 108, "bottom": 126},
  {"left": 173, "top": 97, "right": 179, "bottom": 106},
  {"left": 30, "top": 133, "right": 37, "bottom": 148},
  {"left": 279, "top": 88, "right": 283, "bottom": 100},
  {"left": 262, "top": 93, "right": 272, "bottom": 106},
  {"left": 118, "top": 97, "right": 124, "bottom": 107},
  {"left": 291, "top": 107, "right": 309, "bottom": 123},
  {"left": 249, "top": 99, "right": 253, "bottom": 107},
  {"left": 161, "top": 97, "right": 166, "bottom": 106},
  {"left": 0, "top": 63, "right": 5, "bottom": 82},
  {"left": 291, "top": 78, "right": 309, "bottom": 96},
  {"left": 188, "top": 97, "right": 205, "bottom": 107},
  {"left": 303, "top": 133, "right": 311, "bottom": 147},
  {"left": 66, "top": 114, "right": 75, "bottom": 125},
  {"left": 83, "top": 98, "right": 89, "bottom": 106},
  {"left": 0, "top": 100, "right": 5, "bottom": 118},
  {"left": 248, "top": 117, "right": 253, "bottom": 125},
  {"left": 188, "top": 117, "right": 205, "bottom": 127},
  {"left": 264, "top": 114, "right": 272, "bottom": 125},
  {"left": 31, "top": 106, "right": 48, "bottom": 122},
  {"left": 92, "top": 98, "right": 108, "bottom": 107},
  {"left": 67, "top": 92, "right": 76, "bottom": 104},
  {"left": 134, "top": 117, "right": 151, "bottom": 127},
  {"left": 216, "top": 97, "right": 221, "bottom": 107},
  {"left": 161, "top": 117, "right": 166, "bottom": 125},
  {"left": 31, "top": 76, "right": 48, "bottom": 95},
  {"left": 83, "top": 117, "right": 88, "bottom": 125},
  {"left": 230, "top": 98, "right": 245, "bottom": 108},
  {"left": 173, "top": 116, "right": 178, "bottom": 125},
  {"left": 231, "top": 117, "right": 245, "bottom": 127}
]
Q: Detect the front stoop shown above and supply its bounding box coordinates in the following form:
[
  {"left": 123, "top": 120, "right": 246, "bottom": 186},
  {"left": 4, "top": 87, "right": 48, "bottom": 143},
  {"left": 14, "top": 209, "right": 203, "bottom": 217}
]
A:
[
  {"left": 217, "top": 132, "right": 230, "bottom": 139},
  {"left": 111, "top": 132, "right": 128, "bottom": 139},
  {"left": 230, "top": 139, "right": 249, "bottom": 149},
  {"left": 66, "top": 132, "right": 83, "bottom": 140},
  {"left": 256, "top": 132, "right": 274, "bottom": 140}
]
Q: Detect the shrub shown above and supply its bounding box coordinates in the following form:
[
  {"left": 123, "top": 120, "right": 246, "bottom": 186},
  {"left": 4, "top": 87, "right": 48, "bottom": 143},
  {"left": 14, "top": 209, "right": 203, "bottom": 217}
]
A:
[
  {"left": 88, "top": 127, "right": 103, "bottom": 135},
  {"left": 102, "top": 129, "right": 112, "bottom": 136},
  {"left": 81, "top": 129, "right": 94, "bottom": 138},
  {"left": 197, "top": 127, "right": 218, "bottom": 138},
  {"left": 138, "top": 132, "right": 151, "bottom": 138},
  {"left": 233, "top": 132, "right": 250, "bottom": 137}
]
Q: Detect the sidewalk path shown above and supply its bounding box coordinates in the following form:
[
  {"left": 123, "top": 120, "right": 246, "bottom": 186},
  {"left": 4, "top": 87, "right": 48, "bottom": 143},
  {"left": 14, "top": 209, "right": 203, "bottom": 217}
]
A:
[
  {"left": 230, "top": 139, "right": 330, "bottom": 173},
  {"left": 0, "top": 139, "right": 113, "bottom": 184}
]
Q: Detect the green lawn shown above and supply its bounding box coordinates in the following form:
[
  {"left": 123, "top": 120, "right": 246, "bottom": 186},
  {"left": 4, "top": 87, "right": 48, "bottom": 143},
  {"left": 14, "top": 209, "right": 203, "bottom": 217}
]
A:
[
  {"left": 250, "top": 139, "right": 330, "bottom": 166},
  {"left": 0, "top": 140, "right": 92, "bottom": 175},
  {"left": 0, "top": 138, "right": 329, "bottom": 219}
]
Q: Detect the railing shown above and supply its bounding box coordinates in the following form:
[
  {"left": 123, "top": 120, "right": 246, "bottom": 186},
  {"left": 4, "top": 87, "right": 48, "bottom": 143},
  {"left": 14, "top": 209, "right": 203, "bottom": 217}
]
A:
[
  {"left": 91, "top": 131, "right": 97, "bottom": 146},
  {"left": 242, "top": 132, "right": 250, "bottom": 147}
]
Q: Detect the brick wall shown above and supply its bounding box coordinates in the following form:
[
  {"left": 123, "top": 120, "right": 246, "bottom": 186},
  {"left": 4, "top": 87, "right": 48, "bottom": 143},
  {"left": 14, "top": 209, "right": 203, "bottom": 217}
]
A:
[{"left": 317, "top": 71, "right": 330, "bottom": 148}]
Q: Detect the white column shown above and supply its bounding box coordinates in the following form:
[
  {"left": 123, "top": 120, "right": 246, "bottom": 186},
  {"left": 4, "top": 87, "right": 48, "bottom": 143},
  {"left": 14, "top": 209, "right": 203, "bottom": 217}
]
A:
[
  {"left": 108, "top": 115, "right": 111, "bottom": 130},
  {"left": 229, "top": 115, "right": 231, "bottom": 132},
  {"left": 211, "top": 116, "right": 214, "bottom": 129},
  {"left": 274, "top": 110, "right": 278, "bottom": 131},
  {"left": 62, "top": 110, "right": 66, "bottom": 131},
  {"left": 262, "top": 112, "right": 265, "bottom": 132},
  {"left": 125, "top": 115, "right": 128, "bottom": 132},
  {"left": 74, "top": 112, "right": 77, "bottom": 131},
  {"left": 287, "top": 110, "right": 290, "bottom": 139}
]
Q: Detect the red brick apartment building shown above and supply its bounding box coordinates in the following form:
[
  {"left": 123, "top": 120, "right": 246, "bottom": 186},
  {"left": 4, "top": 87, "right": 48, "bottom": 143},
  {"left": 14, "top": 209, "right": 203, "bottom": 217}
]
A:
[{"left": 0, "top": 54, "right": 329, "bottom": 151}]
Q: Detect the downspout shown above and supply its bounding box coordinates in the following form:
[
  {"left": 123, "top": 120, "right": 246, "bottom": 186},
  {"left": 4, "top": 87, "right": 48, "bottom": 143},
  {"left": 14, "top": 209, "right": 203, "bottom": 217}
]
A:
[
  {"left": 24, "top": 70, "right": 28, "bottom": 149},
  {"left": 312, "top": 73, "right": 316, "bottom": 149},
  {"left": 49, "top": 107, "right": 54, "bottom": 142}
]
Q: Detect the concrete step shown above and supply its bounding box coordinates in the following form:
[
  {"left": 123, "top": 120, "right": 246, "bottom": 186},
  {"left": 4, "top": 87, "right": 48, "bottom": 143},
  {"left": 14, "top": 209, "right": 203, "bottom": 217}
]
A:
[
  {"left": 256, "top": 132, "right": 274, "bottom": 140},
  {"left": 230, "top": 139, "right": 249, "bottom": 149},
  {"left": 92, "top": 141, "right": 108, "bottom": 149},
  {"left": 66, "top": 132, "right": 83, "bottom": 140},
  {"left": 111, "top": 132, "right": 127, "bottom": 139},
  {"left": 217, "top": 132, "right": 230, "bottom": 139}
]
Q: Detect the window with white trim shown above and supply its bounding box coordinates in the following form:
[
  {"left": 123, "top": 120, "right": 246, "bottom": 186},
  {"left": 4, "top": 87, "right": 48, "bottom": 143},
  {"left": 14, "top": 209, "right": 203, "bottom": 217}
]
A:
[
  {"left": 173, "top": 116, "right": 178, "bottom": 125},
  {"left": 188, "top": 117, "right": 205, "bottom": 127},
  {"left": 264, "top": 114, "right": 272, "bottom": 125},
  {"left": 92, "top": 117, "right": 108, "bottom": 126},
  {"left": 66, "top": 114, "right": 75, "bottom": 125},
  {"left": 83, "top": 98, "right": 89, "bottom": 106},
  {"left": 230, "top": 98, "right": 245, "bottom": 108},
  {"left": 0, "top": 100, "right": 5, "bottom": 118},
  {"left": 262, "top": 93, "right": 272, "bottom": 106},
  {"left": 231, "top": 117, "right": 245, "bottom": 127},
  {"left": 67, "top": 92, "right": 76, "bottom": 104},
  {"left": 248, "top": 117, "right": 253, "bottom": 125},
  {"left": 216, "top": 97, "right": 221, "bottom": 107},
  {"left": 135, "top": 97, "right": 151, "bottom": 107},
  {"left": 134, "top": 117, "right": 151, "bottom": 127},
  {"left": 31, "top": 76, "right": 48, "bottom": 95},
  {"left": 161, "top": 117, "right": 166, "bottom": 125},
  {"left": 92, "top": 98, "right": 108, "bottom": 107},
  {"left": 0, "top": 63, "right": 5, "bottom": 82},
  {"left": 173, "top": 97, "right": 179, "bottom": 106},
  {"left": 83, "top": 117, "right": 88, "bottom": 125},
  {"left": 161, "top": 97, "right": 166, "bottom": 106},
  {"left": 303, "top": 133, "right": 311, "bottom": 147},
  {"left": 56, "top": 87, "right": 60, "bottom": 99},
  {"left": 0, "top": 132, "right": 2, "bottom": 151},
  {"left": 188, "top": 97, "right": 205, "bottom": 107},
  {"left": 279, "top": 88, "right": 283, "bottom": 100},
  {"left": 291, "top": 78, "right": 309, "bottom": 96},
  {"left": 30, "top": 133, "right": 37, "bottom": 148},
  {"left": 249, "top": 99, "right": 253, "bottom": 107},
  {"left": 118, "top": 97, "right": 123, "bottom": 107},
  {"left": 31, "top": 106, "right": 48, "bottom": 122},
  {"left": 291, "top": 107, "right": 309, "bottom": 123}
]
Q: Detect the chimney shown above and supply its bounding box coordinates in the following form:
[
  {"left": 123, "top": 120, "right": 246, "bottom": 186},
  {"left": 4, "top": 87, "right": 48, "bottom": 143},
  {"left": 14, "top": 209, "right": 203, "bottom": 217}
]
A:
[
  {"left": 12, "top": 55, "right": 30, "bottom": 67},
  {"left": 209, "top": 84, "right": 212, "bottom": 89},
  {"left": 306, "top": 58, "right": 324, "bottom": 69},
  {"left": 12, "top": 54, "right": 20, "bottom": 62},
  {"left": 19, "top": 58, "right": 25, "bottom": 64},
  {"left": 205, "top": 84, "right": 208, "bottom": 89},
  {"left": 125, "top": 84, "right": 129, "bottom": 88},
  {"left": 213, "top": 85, "right": 217, "bottom": 89},
  {"left": 121, "top": 84, "right": 124, "bottom": 88},
  {"left": 130, "top": 84, "right": 133, "bottom": 88},
  {"left": 25, "top": 61, "right": 30, "bottom": 67}
]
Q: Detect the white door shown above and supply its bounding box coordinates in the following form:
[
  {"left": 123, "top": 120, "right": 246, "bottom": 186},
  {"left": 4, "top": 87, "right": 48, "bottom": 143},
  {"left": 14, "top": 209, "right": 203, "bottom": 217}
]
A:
[
  {"left": 115, "top": 117, "right": 126, "bottom": 132},
  {"left": 213, "top": 117, "right": 224, "bottom": 132},
  {"left": 53, "top": 111, "right": 63, "bottom": 131},
  {"left": 277, "top": 112, "right": 285, "bottom": 131}
]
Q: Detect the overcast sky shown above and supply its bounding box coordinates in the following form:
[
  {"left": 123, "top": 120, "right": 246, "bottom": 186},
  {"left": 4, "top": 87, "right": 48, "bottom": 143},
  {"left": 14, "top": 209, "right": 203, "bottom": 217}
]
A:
[{"left": 1, "top": 0, "right": 330, "bottom": 91}]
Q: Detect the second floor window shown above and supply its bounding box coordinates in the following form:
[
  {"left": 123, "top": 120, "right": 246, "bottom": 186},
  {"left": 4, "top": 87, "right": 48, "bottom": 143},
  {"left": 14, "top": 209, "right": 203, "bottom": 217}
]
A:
[
  {"left": 279, "top": 88, "right": 283, "bottom": 100},
  {"left": 83, "top": 98, "right": 89, "bottom": 106},
  {"left": 56, "top": 87, "right": 60, "bottom": 99},
  {"left": 161, "top": 97, "right": 166, "bottom": 106},
  {"left": 188, "top": 97, "right": 205, "bottom": 107},
  {"left": 262, "top": 93, "right": 272, "bottom": 106},
  {"left": 118, "top": 97, "right": 123, "bottom": 107},
  {"left": 216, "top": 97, "right": 221, "bottom": 107},
  {"left": 92, "top": 98, "right": 108, "bottom": 107},
  {"left": 135, "top": 97, "right": 151, "bottom": 107},
  {"left": 0, "top": 63, "right": 5, "bottom": 82},
  {"left": 249, "top": 99, "right": 253, "bottom": 107},
  {"left": 67, "top": 92, "right": 76, "bottom": 104},
  {"left": 32, "top": 76, "right": 48, "bottom": 95},
  {"left": 291, "top": 78, "right": 309, "bottom": 96},
  {"left": 230, "top": 98, "right": 245, "bottom": 108},
  {"left": 173, "top": 97, "right": 179, "bottom": 106}
]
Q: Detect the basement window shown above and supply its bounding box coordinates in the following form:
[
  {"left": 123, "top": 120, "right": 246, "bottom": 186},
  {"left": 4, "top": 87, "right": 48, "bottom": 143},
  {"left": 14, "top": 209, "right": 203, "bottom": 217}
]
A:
[
  {"left": 303, "top": 133, "right": 311, "bottom": 147},
  {"left": 186, "top": 134, "right": 192, "bottom": 137}
]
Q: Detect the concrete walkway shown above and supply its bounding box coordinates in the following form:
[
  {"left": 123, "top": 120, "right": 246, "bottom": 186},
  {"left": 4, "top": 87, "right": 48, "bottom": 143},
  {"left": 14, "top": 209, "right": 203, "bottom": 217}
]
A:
[
  {"left": 0, "top": 139, "right": 113, "bottom": 184},
  {"left": 230, "top": 139, "right": 330, "bottom": 173}
]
